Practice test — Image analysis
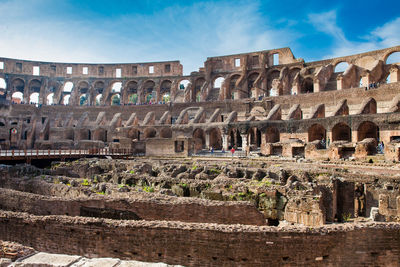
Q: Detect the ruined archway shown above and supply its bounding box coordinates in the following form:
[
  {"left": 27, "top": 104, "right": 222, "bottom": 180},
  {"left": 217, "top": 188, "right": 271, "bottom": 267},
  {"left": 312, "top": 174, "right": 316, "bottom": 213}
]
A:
[
  {"left": 46, "top": 93, "right": 54, "bottom": 105},
  {"left": 248, "top": 72, "right": 259, "bottom": 98},
  {"left": 229, "top": 74, "right": 241, "bottom": 99},
  {"left": 209, "top": 128, "right": 222, "bottom": 150},
  {"left": 144, "top": 127, "right": 157, "bottom": 139},
  {"left": 228, "top": 128, "right": 242, "bottom": 149},
  {"left": 128, "top": 128, "right": 141, "bottom": 140},
  {"left": 357, "top": 121, "right": 379, "bottom": 142},
  {"left": 301, "top": 77, "right": 314, "bottom": 94},
  {"left": 160, "top": 128, "right": 172, "bottom": 138},
  {"left": 308, "top": 124, "right": 326, "bottom": 142},
  {"left": 111, "top": 94, "right": 121, "bottom": 106},
  {"left": 265, "top": 127, "right": 280, "bottom": 143},
  {"left": 385, "top": 51, "right": 400, "bottom": 65},
  {"left": 332, "top": 123, "right": 351, "bottom": 142},
  {"left": 193, "top": 78, "right": 205, "bottom": 102},
  {"left": 193, "top": 128, "right": 206, "bottom": 150},
  {"left": 160, "top": 80, "right": 172, "bottom": 103},
  {"left": 248, "top": 127, "right": 261, "bottom": 150},
  {"left": 143, "top": 80, "right": 155, "bottom": 103},
  {"left": 11, "top": 92, "right": 23, "bottom": 104}
]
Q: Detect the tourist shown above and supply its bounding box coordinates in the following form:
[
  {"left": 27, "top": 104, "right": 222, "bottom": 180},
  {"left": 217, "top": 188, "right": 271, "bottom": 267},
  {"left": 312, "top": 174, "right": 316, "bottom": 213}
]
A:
[{"left": 230, "top": 147, "right": 235, "bottom": 157}]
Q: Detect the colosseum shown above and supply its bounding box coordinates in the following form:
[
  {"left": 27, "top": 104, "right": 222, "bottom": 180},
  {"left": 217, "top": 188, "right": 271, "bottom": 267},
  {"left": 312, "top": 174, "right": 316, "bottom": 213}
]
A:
[{"left": 0, "top": 46, "right": 400, "bottom": 266}]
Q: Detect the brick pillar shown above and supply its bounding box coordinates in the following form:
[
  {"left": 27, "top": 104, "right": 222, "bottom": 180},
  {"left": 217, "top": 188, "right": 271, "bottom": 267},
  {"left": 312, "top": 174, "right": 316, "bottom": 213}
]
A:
[
  {"left": 241, "top": 134, "right": 248, "bottom": 154},
  {"left": 222, "top": 134, "right": 229, "bottom": 150}
]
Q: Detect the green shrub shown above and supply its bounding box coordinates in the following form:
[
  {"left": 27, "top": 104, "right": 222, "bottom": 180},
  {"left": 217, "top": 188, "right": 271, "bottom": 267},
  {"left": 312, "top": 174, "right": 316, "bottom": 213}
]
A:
[{"left": 81, "top": 179, "right": 90, "bottom": 186}]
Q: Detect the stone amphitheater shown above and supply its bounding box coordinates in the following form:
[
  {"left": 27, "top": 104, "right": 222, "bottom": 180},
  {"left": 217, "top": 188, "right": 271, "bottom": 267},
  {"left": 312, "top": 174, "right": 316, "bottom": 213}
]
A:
[{"left": 0, "top": 46, "right": 400, "bottom": 266}]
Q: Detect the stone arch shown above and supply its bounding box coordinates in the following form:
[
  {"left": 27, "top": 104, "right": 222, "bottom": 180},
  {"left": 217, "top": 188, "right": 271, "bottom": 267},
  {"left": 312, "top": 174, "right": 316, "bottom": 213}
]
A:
[
  {"left": 144, "top": 127, "right": 157, "bottom": 139},
  {"left": 357, "top": 121, "right": 379, "bottom": 142},
  {"left": 384, "top": 50, "right": 400, "bottom": 64},
  {"left": 193, "top": 78, "right": 205, "bottom": 102},
  {"left": 63, "top": 81, "right": 74, "bottom": 92},
  {"left": 46, "top": 93, "right": 54, "bottom": 105},
  {"left": 111, "top": 94, "right": 121, "bottom": 106},
  {"left": 160, "top": 80, "right": 172, "bottom": 103},
  {"left": 0, "top": 78, "right": 6, "bottom": 90},
  {"left": 308, "top": 124, "right": 326, "bottom": 142},
  {"left": 193, "top": 128, "right": 206, "bottom": 150},
  {"left": 78, "top": 81, "right": 89, "bottom": 106},
  {"left": 267, "top": 70, "right": 280, "bottom": 96},
  {"left": 111, "top": 81, "right": 122, "bottom": 93},
  {"left": 159, "top": 128, "right": 172, "bottom": 138},
  {"left": 28, "top": 79, "right": 41, "bottom": 94},
  {"left": 334, "top": 61, "right": 349, "bottom": 73},
  {"left": 248, "top": 127, "right": 261, "bottom": 150},
  {"left": 11, "top": 92, "right": 23, "bottom": 103},
  {"left": 128, "top": 128, "right": 141, "bottom": 140},
  {"left": 289, "top": 68, "right": 300, "bottom": 94},
  {"left": 126, "top": 80, "right": 139, "bottom": 104},
  {"left": 248, "top": 72, "right": 259, "bottom": 98},
  {"left": 208, "top": 128, "right": 222, "bottom": 150},
  {"left": 300, "top": 77, "right": 314, "bottom": 94},
  {"left": 332, "top": 122, "right": 351, "bottom": 142},
  {"left": 29, "top": 92, "right": 39, "bottom": 105},
  {"left": 143, "top": 80, "right": 155, "bottom": 103},
  {"left": 228, "top": 128, "right": 242, "bottom": 149},
  {"left": 11, "top": 78, "right": 25, "bottom": 93},
  {"left": 229, "top": 74, "right": 241, "bottom": 100},
  {"left": 265, "top": 127, "right": 280, "bottom": 143},
  {"left": 179, "top": 79, "right": 190, "bottom": 90}
]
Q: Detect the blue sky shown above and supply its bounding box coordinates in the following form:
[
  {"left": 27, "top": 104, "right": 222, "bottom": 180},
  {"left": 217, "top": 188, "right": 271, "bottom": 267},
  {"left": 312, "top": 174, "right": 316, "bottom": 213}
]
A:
[{"left": 0, "top": 0, "right": 399, "bottom": 74}]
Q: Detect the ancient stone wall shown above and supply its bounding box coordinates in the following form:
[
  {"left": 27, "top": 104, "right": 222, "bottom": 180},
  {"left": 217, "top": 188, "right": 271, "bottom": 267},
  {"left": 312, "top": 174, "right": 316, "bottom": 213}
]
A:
[
  {"left": 0, "top": 188, "right": 266, "bottom": 225},
  {"left": 0, "top": 211, "right": 399, "bottom": 266}
]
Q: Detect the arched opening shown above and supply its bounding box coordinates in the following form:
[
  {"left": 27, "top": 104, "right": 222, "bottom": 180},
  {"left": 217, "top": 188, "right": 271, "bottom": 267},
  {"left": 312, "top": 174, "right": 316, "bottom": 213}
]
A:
[
  {"left": 144, "top": 128, "right": 157, "bottom": 139},
  {"left": 385, "top": 51, "right": 400, "bottom": 65},
  {"left": 46, "top": 93, "right": 54, "bottom": 105},
  {"left": 213, "top": 77, "right": 224, "bottom": 89},
  {"left": 143, "top": 80, "right": 155, "bottom": 104},
  {"left": 160, "top": 80, "right": 172, "bottom": 103},
  {"left": 0, "top": 78, "right": 6, "bottom": 90},
  {"left": 29, "top": 92, "right": 39, "bottom": 105},
  {"left": 229, "top": 74, "right": 241, "bottom": 99},
  {"left": 248, "top": 127, "right": 261, "bottom": 150},
  {"left": 301, "top": 78, "right": 314, "bottom": 94},
  {"left": 126, "top": 81, "right": 138, "bottom": 104},
  {"left": 111, "top": 94, "right": 121, "bottom": 106},
  {"left": 111, "top": 82, "right": 122, "bottom": 93},
  {"left": 332, "top": 123, "right": 351, "bottom": 142},
  {"left": 128, "top": 93, "right": 138, "bottom": 104},
  {"left": 12, "top": 92, "right": 23, "bottom": 104},
  {"left": 179, "top": 80, "right": 190, "bottom": 90},
  {"left": 95, "top": 94, "right": 102, "bottom": 106},
  {"left": 248, "top": 72, "right": 259, "bottom": 98},
  {"left": 128, "top": 128, "right": 140, "bottom": 141},
  {"left": 193, "top": 128, "right": 206, "bottom": 151},
  {"left": 308, "top": 124, "right": 326, "bottom": 142},
  {"left": 228, "top": 128, "right": 242, "bottom": 149},
  {"left": 160, "top": 128, "right": 172, "bottom": 138},
  {"left": 267, "top": 70, "right": 280, "bottom": 96},
  {"left": 265, "top": 127, "right": 280, "bottom": 143},
  {"left": 63, "top": 82, "right": 74, "bottom": 93},
  {"left": 357, "top": 121, "right": 379, "bottom": 142},
  {"left": 334, "top": 62, "right": 349, "bottom": 73},
  {"left": 209, "top": 128, "right": 222, "bottom": 150},
  {"left": 80, "top": 94, "right": 88, "bottom": 106},
  {"left": 29, "top": 80, "right": 41, "bottom": 102},
  {"left": 193, "top": 78, "right": 205, "bottom": 102},
  {"left": 62, "top": 95, "right": 71, "bottom": 105},
  {"left": 12, "top": 78, "right": 24, "bottom": 91}
]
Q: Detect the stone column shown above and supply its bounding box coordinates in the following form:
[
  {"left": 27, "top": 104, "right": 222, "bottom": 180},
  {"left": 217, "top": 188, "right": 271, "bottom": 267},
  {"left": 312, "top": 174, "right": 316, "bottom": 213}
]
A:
[
  {"left": 205, "top": 133, "right": 210, "bottom": 149},
  {"left": 222, "top": 134, "right": 229, "bottom": 150},
  {"left": 313, "top": 79, "right": 320, "bottom": 93},
  {"left": 337, "top": 75, "right": 344, "bottom": 90},
  {"left": 389, "top": 66, "right": 400, "bottom": 83},
  {"left": 241, "top": 134, "right": 248, "bottom": 153}
]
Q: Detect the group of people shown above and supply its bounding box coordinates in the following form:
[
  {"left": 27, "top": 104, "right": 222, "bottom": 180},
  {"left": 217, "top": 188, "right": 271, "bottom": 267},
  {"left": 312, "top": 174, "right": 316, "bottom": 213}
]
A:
[{"left": 365, "top": 82, "right": 381, "bottom": 91}]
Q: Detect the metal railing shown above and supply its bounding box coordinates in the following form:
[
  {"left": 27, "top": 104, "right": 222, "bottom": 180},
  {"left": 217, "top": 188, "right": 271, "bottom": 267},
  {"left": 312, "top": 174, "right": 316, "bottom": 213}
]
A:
[{"left": 0, "top": 148, "right": 133, "bottom": 159}]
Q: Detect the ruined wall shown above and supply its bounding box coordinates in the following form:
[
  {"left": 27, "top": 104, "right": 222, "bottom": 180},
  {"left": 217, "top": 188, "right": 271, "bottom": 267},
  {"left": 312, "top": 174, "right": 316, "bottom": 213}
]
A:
[
  {"left": 0, "top": 211, "right": 399, "bottom": 266},
  {"left": 0, "top": 188, "right": 266, "bottom": 226}
]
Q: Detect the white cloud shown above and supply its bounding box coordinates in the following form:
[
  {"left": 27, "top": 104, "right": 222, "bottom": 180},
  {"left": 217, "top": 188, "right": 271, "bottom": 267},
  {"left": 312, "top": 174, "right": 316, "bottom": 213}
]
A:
[
  {"left": 0, "top": 0, "right": 297, "bottom": 74},
  {"left": 308, "top": 9, "right": 400, "bottom": 60}
]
